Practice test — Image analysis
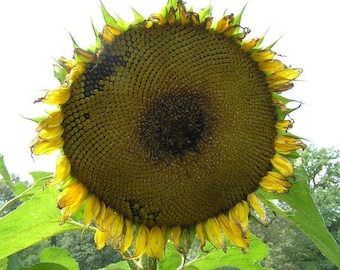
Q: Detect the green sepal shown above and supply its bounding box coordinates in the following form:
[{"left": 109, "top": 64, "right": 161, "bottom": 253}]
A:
[
  {"left": 65, "top": 30, "right": 79, "bottom": 49},
  {"left": 53, "top": 63, "right": 67, "bottom": 83},
  {"left": 233, "top": 4, "right": 247, "bottom": 32},
  {"left": 114, "top": 14, "right": 130, "bottom": 31},
  {"left": 265, "top": 34, "right": 284, "bottom": 50},
  {"left": 131, "top": 8, "right": 146, "bottom": 24},
  {"left": 91, "top": 18, "right": 102, "bottom": 50},
  {"left": 198, "top": 5, "right": 212, "bottom": 23},
  {"left": 20, "top": 115, "right": 46, "bottom": 124},
  {"left": 100, "top": 0, "right": 118, "bottom": 28}
]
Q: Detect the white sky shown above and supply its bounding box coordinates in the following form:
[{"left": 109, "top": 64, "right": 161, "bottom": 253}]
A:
[{"left": 0, "top": 0, "right": 339, "bottom": 181}]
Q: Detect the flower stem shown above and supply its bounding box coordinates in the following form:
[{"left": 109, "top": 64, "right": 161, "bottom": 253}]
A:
[{"left": 141, "top": 254, "right": 158, "bottom": 270}]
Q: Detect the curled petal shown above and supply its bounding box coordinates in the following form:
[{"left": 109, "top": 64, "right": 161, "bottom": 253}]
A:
[
  {"left": 216, "top": 14, "right": 234, "bottom": 33},
  {"left": 38, "top": 126, "right": 64, "bottom": 140},
  {"left": 271, "top": 154, "right": 294, "bottom": 177},
  {"left": 247, "top": 193, "right": 267, "bottom": 225},
  {"left": 171, "top": 225, "right": 181, "bottom": 251},
  {"left": 121, "top": 219, "right": 133, "bottom": 256},
  {"left": 146, "top": 226, "right": 166, "bottom": 260},
  {"left": 260, "top": 171, "right": 292, "bottom": 193},
  {"left": 40, "top": 87, "right": 71, "bottom": 105},
  {"left": 205, "top": 217, "right": 226, "bottom": 252},
  {"left": 53, "top": 155, "right": 71, "bottom": 185},
  {"left": 31, "top": 137, "right": 64, "bottom": 155},
  {"left": 275, "top": 135, "right": 305, "bottom": 154},
  {"left": 84, "top": 195, "right": 101, "bottom": 228},
  {"left": 196, "top": 222, "right": 206, "bottom": 250},
  {"left": 275, "top": 120, "right": 293, "bottom": 131},
  {"left": 36, "top": 111, "right": 63, "bottom": 131},
  {"left": 58, "top": 181, "right": 87, "bottom": 223},
  {"left": 131, "top": 224, "right": 149, "bottom": 260},
  {"left": 242, "top": 38, "right": 259, "bottom": 52}
]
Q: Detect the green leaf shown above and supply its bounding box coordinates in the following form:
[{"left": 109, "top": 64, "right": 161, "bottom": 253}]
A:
[
  {"left": 12, "top": 183, "right": 28, "bottom": 197},
  {"left": 185, "top": 236, "right": 268, "bottom": 270},
  {"left": 29, "top": 171, "right": 53, "bottom": 183},
  {"left": 0, "top": 186, "right": 83, "bottom": 260},
  {"left": 53, "top": 64, "right": 67, "bottom": 83},
  {"left": 18, "top": 262, "right": 68, "bottom": 270},
  {"left": 258, "top": 163, "right": 340, "bottom": 268},
  {"left": 7, "top": 254, "right": 24, "bottom": 270},
  {"left": 0, "top": 258, "right": 8, "bottom": 270},
  {"left": 40, "top": 247, "right": 78, "bottom": 270},
  {"left": 0, "top": 154, "right": 11, "bottom": 187},
  {"left": 159, "top": 242, "right": 183, "bottom": 270}
]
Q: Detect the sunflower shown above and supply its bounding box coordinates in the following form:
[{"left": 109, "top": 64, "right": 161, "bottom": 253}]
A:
[{"left": 31, "top": 0, "right": 304, "bottom": 262}]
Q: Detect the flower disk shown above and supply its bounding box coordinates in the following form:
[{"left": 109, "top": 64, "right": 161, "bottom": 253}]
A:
[
  {"left": 31, "top": 0, "right": 304, "bottom": 260},
  {"left": 62, "top": 24, "right": 275, "bottom": 227}
]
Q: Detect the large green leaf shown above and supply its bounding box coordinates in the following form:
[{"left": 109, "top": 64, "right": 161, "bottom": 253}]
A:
[
  {"left": 258, "top": 163, "right": 340, "bottom": 268},
  {"left": 184, "top": 236, "right": 268, "bottom": 270},
  {"left": 159, "top": 242, "right": 183, "bottom": 270},
  {"left": 40, "top": 247, "right": 79, "bottom": 270},
  {"left": 0, "top": 186, "right": 83, "bottom": 260}
]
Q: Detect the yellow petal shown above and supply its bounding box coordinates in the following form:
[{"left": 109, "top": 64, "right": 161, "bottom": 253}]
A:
[
  {"left": 67, "top": 62, "right": 86, "bottom": 84},
  {"left": 274, "top": 135, "right": 305, "bottom": 154},
  {"left": 215, "top": 14, "right": 234, "bottom": 33},
  {"left": 242, "top": 38, "right": 259, "bottom": 52},
  {"left": 38, "top": 125, "right": 64, "bottom": 140},
  {"left": 258, "top": 59, "right": 286, "bottom": 73},
  {"left": 36, "top": 111, "right": 63, "bottom": 131},
  {"left": 94, "top": 229, "right": 108, "bottom": 251},
  {"left": 74, "top": 48, "right": 96, "bottom": 63},
  {"left": 41, "top": 87, "right": 71, "bottom": 105},
  {"left": 57, "top": 56, "right": 74, "bottom": 72},
  {"left": 101, "top": 24, "right": 123, "bottom": 45},
  {"left": 109, "top": 212, "right": 124, "bottom": 249},
  {"left": 149, "top": 14, "right": 166, "bottom": 25},
  {"left": 58, "top": 181, "right": 87, "bottom": 223},
  {"left": 171, "top": 225, "right": 181, "bottom": 250},
  {"left": 204, "top": 17, "right": 213, "bottom": 29},
  {"left": 196, "top": 222, "right": 206, "bottom": 250},
  {"left": 260, "top": 171, "right": 292, "bottom": 193},
  {"left": 229, "top": 201, "right": 249, "bottom": 230},
  {"left": 271, "top": 153, "right": 294, "bottom": 177},
  {"left": 205, "top": 217, "right": 226, "bottom": 252},
  {"left": 247, "top": 193, "right": 267, "bottom": 225},
  {"left": 84, "top": 195, "right": 100, "bottom": 228},
  {"left": 218, "top": 213, "right": 248, "bottom": 249},
  {"left": 53, "top": 155, "right": 71, "bottom": 185},
  {"left": 266, "top": 68, "right": 302, "bottom": 84},
  {"left": 131, "top": 224, "right": 149, "bottom": 260},
  {"left": 275, "top": 120, "right": 293, "bottom": 131},
  {"left": 168, "top": 6, "right": 176, "bottom": 25},
  {"left": 146, "top": 226, "right": 166, "bottom": 260},
  {"left": 250, "top": 50, "right": 275, "bottom": 62},
  {"left": 178, "top": 1, "right": 189, "bottom": 24},
  {"left": 95, "top": 201, "right": 107, "bottom": 231},
  {"left": 31, "top": 137, "right": 64, "bottom": 155},
  {"left": 188, "top": 12, "right": 200, "bottom": 26},
  {"left": 121, "top": 219, "right": 133, "bottom": 256}
]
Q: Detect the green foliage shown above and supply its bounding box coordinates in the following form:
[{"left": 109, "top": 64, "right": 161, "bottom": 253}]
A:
[
  {"left": 184, "top": 236, "right": 268, "bottom": 270},
  {"left": 0, "top": 171, "right": 83, "bottom": 260}
]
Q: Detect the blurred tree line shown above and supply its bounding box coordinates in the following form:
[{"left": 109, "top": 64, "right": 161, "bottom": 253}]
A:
[{"left": 1, "top": 145, "right": 339, "bottom": 269}]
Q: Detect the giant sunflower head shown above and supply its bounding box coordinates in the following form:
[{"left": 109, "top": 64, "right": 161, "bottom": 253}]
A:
[{"left": 31, "top": 0, "right": 304, "bottom": 261}]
